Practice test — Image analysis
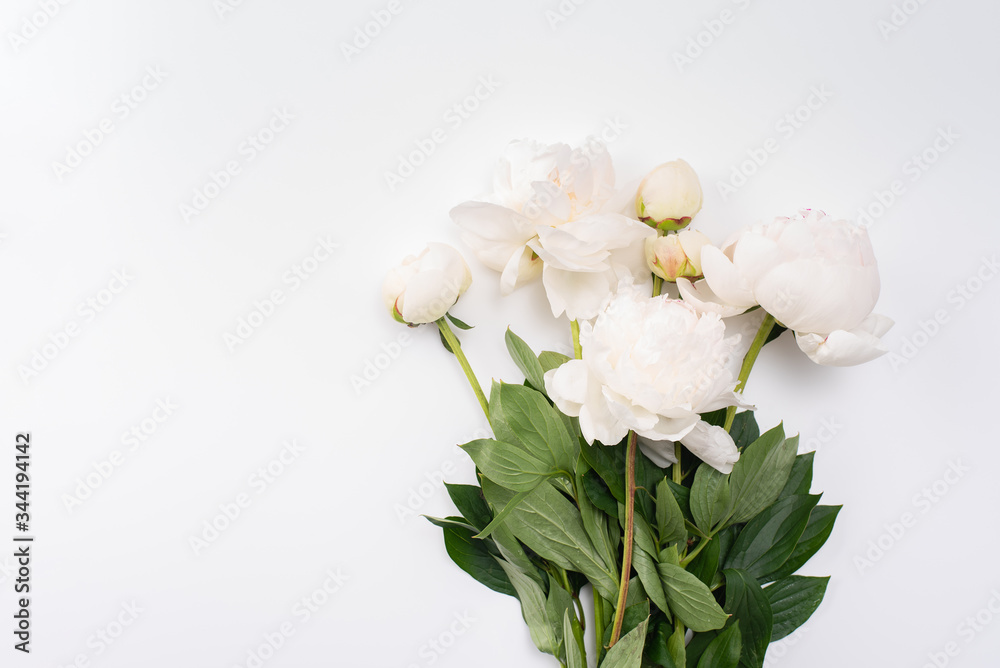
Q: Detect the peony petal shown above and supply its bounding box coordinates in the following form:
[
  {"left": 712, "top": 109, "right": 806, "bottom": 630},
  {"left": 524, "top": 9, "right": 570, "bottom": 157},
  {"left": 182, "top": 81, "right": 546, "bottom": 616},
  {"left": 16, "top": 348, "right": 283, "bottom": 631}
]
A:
[
  {"left": 794, "top": 314, "right": 894, "bottom": 366},
  {"left": 541, "top": 266, "right": 614, "bottom": 321},
  {"left": 638, "top": 436, "right": 677, "bottom": 468},
  {"left": 544, "top": 360, "right": 590, "bottom": 416},
  {"left": 701, "top": 245, "right": 757, "bottom": 309},
  {"left": 679, "top": 421, "right": 740, "bottom": 474},
  {"left": 398, "top": 268, "right": 458, "bottom": 324},
  {"left": 676, "top": 278, "right": 754, "bottom": 318},
  {"left": 450, "top": 201, "right": 537, "bottom": 272},
  {"left": 499, "top": 245, "right": 542, "bottom": 295}
]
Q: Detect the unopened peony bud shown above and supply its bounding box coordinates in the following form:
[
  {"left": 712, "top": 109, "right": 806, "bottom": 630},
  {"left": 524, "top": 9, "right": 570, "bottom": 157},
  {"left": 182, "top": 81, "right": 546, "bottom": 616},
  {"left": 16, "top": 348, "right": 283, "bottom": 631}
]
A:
[
  {"left": 636, "top": 160, "right": 703, "bottom": 231},
  {"left": 383, "top": 243, "right": 472, "bottom": 325},
  {"left": 645, "top": 230, "right": 711, "bottom": 282}
]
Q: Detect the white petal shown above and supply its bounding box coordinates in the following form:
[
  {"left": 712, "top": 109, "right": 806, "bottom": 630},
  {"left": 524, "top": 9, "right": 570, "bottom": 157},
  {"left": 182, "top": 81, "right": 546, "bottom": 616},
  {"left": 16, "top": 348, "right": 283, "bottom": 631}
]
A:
[
  {"left": 794, "top": 314, "right": 894, "bottom": 366},
  {"left": 398, "top": 268, "right": 457, "bottom": 324},
  {"left": 679, "top": 421, "right": 740, "bottom": 474},
  {"left": 676, "top": 278, "right": 753, "bottom": 318},
  {"left": 544, "top": 360, "right": 589, "bottom": 416},
  {"left": 638, "top": 436, "right": 677, "bottom": 468},
  {"left": 499, "top": 245, "right": 542, "bottom": 295},
  {"left": 450, "top": 201, "right": 536, "bottom": 272},
  {"left": 701, "top": 245, "right": 757, "bottom": 308},
  {"left": 541, "top": 266, "right": 613, "bottom": 321}
]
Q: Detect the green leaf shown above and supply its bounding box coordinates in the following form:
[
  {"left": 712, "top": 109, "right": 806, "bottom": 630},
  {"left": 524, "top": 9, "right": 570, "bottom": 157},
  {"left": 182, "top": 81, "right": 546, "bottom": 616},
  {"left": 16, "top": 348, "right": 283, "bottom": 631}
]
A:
[
  {"left": 762, "top": 505, "right": 841, "bottom": 582},
  {"left": 446, "top": 312, "right": 474, "bottom": 330},
  {"left": 684, "top": 631, "right": 719, "bottom": 668},
  {"left": 658, "top": 562, "right": 729, "bottom": 632},
  {"left": 581, "top": 439, "right": 626, "bottom": 502},
  {"left": 633, "top": 545, "right": 669, "bottom": 615},
  {"left": 539, "top": 350, "right": 571, "bottom": 374},
  {"left": 498, "top": 560, "right": 557, "bottom": 654},
  {"left": 619, "top": 503, "right": 660, "bottom": 560},
  {"left": 667, "top": 480, "right": 693, "bottom": 520},
  {"left": 764, "top": 324, "right": 787, "bottom": 345},
  {"left": 438, "top": 523, "right": 517, "bottom": 598},
  {"left": 424, "top": 515, "right": 479, "bottom": 533},
  {"left": 779, "top": 452, "right": 815, "bottom": 499},
  {"left": 727, "top": 425, "right": 797, "bottom": 526},
  {"left": 505, "top": 329, "right": 546, "bottom": 391},
  {"left": 489, "top": 523, "right": 542, "bottom": 583},
  {"left": 461, "top": 438, "right": 554, "bottom": 492},
  {"left": 482, "top": 479, "right": 619, "bottom": 602},
  {"left": 578, "top": 468, "right": 620, "bottom": 576},
  {"left": 656, "top": 478, "right": 688, "bottom": 548},
  {"left": 491, "top": 381, "right": 577, "bottom": 473},
  {"left": 765, "top": 576, "right": 829, "bottom": 641},
  {"left": 475, "top": 486, "right": 536, "bottom": 539},
  {"left": 691, "top": 463, "right": 731, "bottom": 534},
  {"left": 439, "top": 328, "right": 455, "bottom": 354},
  {"left": 564, "top": 610, "right": 585, "bottom": 668},
  {"left": 696, "top": 623, "right": 742, "bottom": 668},
  {"left": 729, "top": 412, "right": 760, "bottom": 451},
  {"left": 546, "top": 575, "right": 575, "bottom": 656},
  {"left": 444, "top": 483, "right": 493, "bottom": 532},
  {"left": 584, "top": 469, "right": 620, "bottom": 516},
  {"left": 645, "top": 620, "right": 680, "bottom": 668},
  {"left": 724, "top": 495, "right": 820, "bottom": 582},
  {"left": 668, "top": 623, "right": 687, "bottom": 667},
  {"left": 601, "top": 600, "right": 650, "bottom": 650},
  {"left": 722, "top": 569, "right": 772, "bottom": 668},
  {"left": 601, "top": 615, "right": 650, "bottom": 668},
  {"left": 687, "top": 535, "right": 722, "bottom": 588}
]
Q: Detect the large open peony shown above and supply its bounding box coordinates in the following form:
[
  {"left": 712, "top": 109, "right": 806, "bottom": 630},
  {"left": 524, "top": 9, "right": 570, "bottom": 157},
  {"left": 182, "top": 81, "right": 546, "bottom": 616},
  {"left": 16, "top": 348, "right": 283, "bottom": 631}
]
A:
[
  {"left": 678, "top": 209, "right": 893, "bottom": 366},
  {"left": 544, "top": 284, "right": 748, "bottom": 473}
]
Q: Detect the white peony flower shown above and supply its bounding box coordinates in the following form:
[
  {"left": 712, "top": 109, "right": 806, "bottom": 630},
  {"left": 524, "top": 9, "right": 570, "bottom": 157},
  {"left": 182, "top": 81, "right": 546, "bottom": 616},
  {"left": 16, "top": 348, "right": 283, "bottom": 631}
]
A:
[
  {"left": 382, "top": 243, "right": 472, "bottom": 325},
  {"left": 544, "top": 283, "right": 748, "bottom": 474},
  {"left": 635, "top": 159, "right": 703, "bottom": 231},
  {"left": 677, "top": 210, "right": 893, "bottom": 366},
  {"left": 451, "top": 139, "right": 648, "bottom": 319}
]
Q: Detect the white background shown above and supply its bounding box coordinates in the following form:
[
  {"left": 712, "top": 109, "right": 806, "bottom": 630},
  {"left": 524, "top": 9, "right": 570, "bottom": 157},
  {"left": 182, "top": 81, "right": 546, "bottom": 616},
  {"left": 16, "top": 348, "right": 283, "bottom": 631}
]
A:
[{"left": 1, "top": 0, "right": 999, "bottom": 666}]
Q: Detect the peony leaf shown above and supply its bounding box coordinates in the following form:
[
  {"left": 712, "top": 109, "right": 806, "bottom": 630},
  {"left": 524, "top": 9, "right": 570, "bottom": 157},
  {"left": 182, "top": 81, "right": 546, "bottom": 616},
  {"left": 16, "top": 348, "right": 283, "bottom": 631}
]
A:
[
  {"left": 761, "top": 505, "right": 841, "bottom": 582},
  {"left": 563, "top": 610, "right": 585, "bottom": 668},
  {"left": 724, "top": 495, "right": 820, "bottom": 582},
  {"left": 764, "top": 576, "right": 829, "bottom": 641},
  {"left": 505, "top": 328, "right": 545, "bottom": 391},
  {"left": 722, "top": 569, "right": 772, "bottom": 668},
  {"left": 601, "top": 614, "right": 650, "bottom": 668},
  {"left": 433, "top": 520, "right": 517, "bottom": 598},
  {"left": 691, "top": 463, "right": 731, "bottom": 534},
  {"left": 696, "top": 623, "right": 742, "bottom": 668},
  {"left": 779, "top": 452, "right": 815, "bottom": 499},
  {"left": 491, "top": 381, "right": 578, "bottom": 474},
  {"left": 498, "top": 561, "right": 558, "bottom": 654},
  {"left": 632, "top": 545, "right": 669, "bottom": 616},
  {"left": 461, "top": 438, "right": 555, "bottom": 492},
  {"left": 726, "top": 425, "right": 797, "bottom": 526},
  {"left": 444, "top": 483, "right": 493, "bottom": 533},
  {"left": 656, "top": 477, "right": 688, "bottom": 548},
  {"left": 539, "top": 350, "right": 571, "bottom": 374},
  {"left": 657, "top": 562, "right": 729, "bottom": 632}
]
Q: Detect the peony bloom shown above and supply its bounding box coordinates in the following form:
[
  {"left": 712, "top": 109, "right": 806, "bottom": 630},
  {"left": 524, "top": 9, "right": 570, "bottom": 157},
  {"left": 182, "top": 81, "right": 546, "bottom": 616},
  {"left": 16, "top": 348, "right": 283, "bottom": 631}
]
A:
[
  {"left": 544, "top": 283, "right": 748, "bottom": 473},
  {"left": 382, "top": 243, "right": 472, "bottom": 325},
  {"left": 645, "top": 230, "right": 711, "bottom": 282},
  {"left": 677, "top": 210, "right": 893, "bottom": 366},
  {"left": 635, "top": 160, "right": 703, "bottom": 231},
  {"left": 451, "top": 139, "right": 650, "bottom": 320}
]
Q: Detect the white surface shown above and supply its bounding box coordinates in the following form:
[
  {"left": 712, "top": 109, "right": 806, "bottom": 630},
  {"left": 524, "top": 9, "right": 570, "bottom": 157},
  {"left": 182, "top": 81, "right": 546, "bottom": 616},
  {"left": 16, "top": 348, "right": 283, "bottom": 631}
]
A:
[{"left": 1, "top": 0, "right": 999, "bottom": 666}]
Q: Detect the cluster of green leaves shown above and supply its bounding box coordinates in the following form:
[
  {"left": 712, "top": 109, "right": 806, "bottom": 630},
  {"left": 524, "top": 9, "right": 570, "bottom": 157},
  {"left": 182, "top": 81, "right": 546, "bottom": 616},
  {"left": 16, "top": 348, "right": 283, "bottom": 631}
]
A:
[{"left": 426, "top": 330, "right": 839, "bottom": 668}]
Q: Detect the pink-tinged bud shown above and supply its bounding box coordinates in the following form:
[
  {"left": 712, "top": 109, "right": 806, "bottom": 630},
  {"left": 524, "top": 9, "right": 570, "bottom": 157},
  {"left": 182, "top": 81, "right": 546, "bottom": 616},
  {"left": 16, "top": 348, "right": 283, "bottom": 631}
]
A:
[
  {"left": 636, "top": 159, "right": 703, "bottom": 231},
  {"left": 645, "top": 230, "right": 711, "bottom": 282}
]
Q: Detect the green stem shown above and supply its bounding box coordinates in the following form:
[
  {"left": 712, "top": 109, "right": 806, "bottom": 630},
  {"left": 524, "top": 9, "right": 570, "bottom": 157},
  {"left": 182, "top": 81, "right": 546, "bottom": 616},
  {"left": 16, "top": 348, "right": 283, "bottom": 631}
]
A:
[
  {"left": 555, "top": 567, "right": 586, "bottom": 633},
  {"left": 608, "top": 431, "right": 638, "bottom": 648},
  {"left": 436, "top": 318, "right": 490, "bottom": 421},
  {"left": 594, "top": 594, "right": 607, "bottom": 663},
  {"left": 672, "top": 441, "right": 682, "bottom": 485},
  {"left": 723, "top": 313, "right": 776, "bottom": 432},
  {"left": 679, "top": 536, "right": 710, "bottom": 568},
  {"left": 571, "top": 320, "right": 583, "bottom": 359},
  {"left": 652, "top": 275, "right": 663, "bottom": 298}
]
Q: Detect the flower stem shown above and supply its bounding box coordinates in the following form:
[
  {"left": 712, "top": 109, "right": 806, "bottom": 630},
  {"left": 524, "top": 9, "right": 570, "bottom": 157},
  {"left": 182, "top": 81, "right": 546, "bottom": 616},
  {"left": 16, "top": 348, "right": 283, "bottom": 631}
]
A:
[
  {"left": 672, "top": 441, "right": 682, "bottom": 485},
  {"left": 594, "top": 594, "right": 607, "bottom": 662},
  {"left": 608, "top": 430, "right": 638, "bottom": 648},
  {"left": 436, "top": 317, "right": 490, "bottom": 421},
  {"left": 652, "top": 275, "right": 663, "bottom": 298},
  {"left": 723, "top": 313, "right": 776, "bottom": 432},
  {"left": 679, "top": 535, "right": 710, "bottom": 567},
  {"left": 571, "top": 320, "right": 583, "bottom": 360}
]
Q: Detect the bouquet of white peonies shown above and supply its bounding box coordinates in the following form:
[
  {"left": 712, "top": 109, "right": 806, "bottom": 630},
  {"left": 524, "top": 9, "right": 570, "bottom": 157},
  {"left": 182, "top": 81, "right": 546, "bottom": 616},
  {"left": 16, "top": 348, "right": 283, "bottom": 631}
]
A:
[{"left": 383, "top": 139, "right": 891, "bottom": 668}]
